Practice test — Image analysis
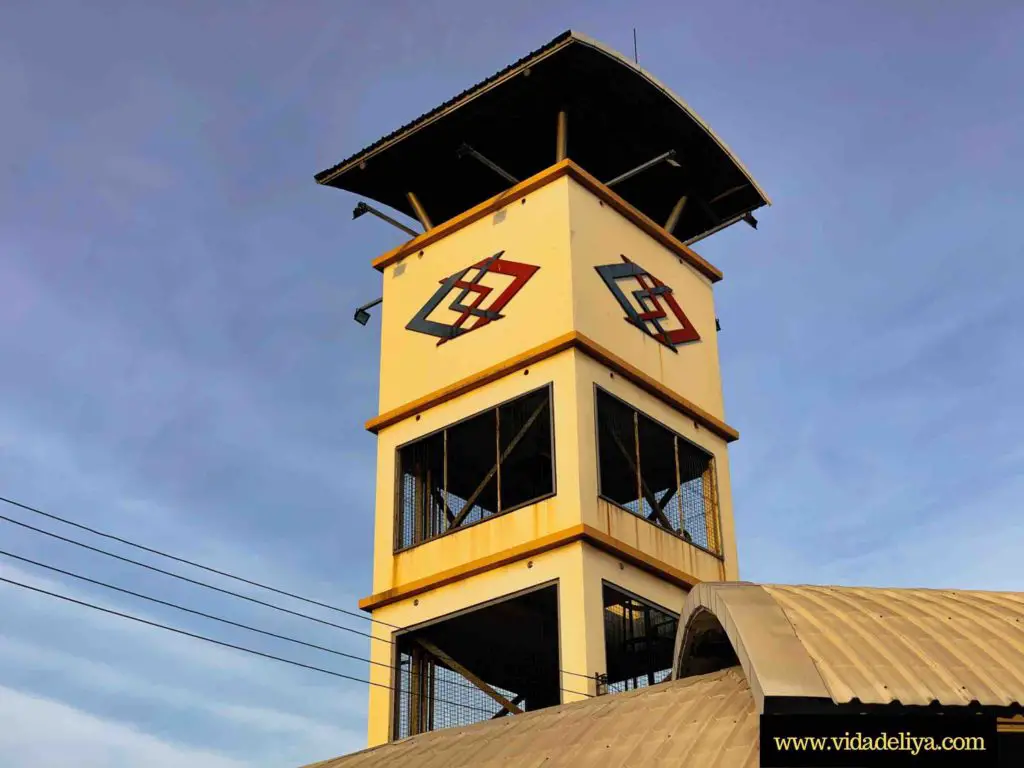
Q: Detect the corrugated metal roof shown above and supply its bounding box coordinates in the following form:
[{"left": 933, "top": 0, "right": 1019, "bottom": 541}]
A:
[
  {"left": 763, "top": 584, "right": 1024, "bottom": 707},
  {"left": 314, "top": 31, "right": 576, "bottom": 185},
  {"left": 302, "top": 583, "right": 1024, "bottom": 768},
  {"left": 300, "top": 667, "right": 757, "bottom": 768},
  {"left": 675, "top": 583, "right": 1024, "bottom": 711},
  {"left": 314, "top": 31, "right": 769, "bottom": 244}
]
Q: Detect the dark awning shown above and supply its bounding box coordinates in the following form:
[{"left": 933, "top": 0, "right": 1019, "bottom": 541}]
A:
[{"left": 316, "top": 31, "right": 770, "bottom": 245}]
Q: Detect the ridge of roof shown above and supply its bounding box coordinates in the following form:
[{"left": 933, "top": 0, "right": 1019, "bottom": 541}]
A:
[{"left": 675, "top": 582, "right": 1024, "bottom": 712}]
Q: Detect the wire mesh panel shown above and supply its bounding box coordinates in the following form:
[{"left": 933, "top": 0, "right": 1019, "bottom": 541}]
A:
[
  {"left": 606, "top": 667, "right": 674, "bottom": 693},
  {"left": 596, "top": 388, "right": 722, "bottom": 554},
  {"left": 395, "top": 431, "right": 446, "bottom": 550},
  {"left": 595, "top": 391, "right": 642, "bottom": 514},
  {"left": 392, "top": 586, "right": 561, "bottom": 740},
  {"left": 442, "top": 409, "right": 499, "bottom": 529},
  {"left": 394, "top": 644, "right": 525, "bottom": 739},
  {"left": 498, "top": 388, "right": 554, "bottom": 511},
  {"left": 395, "top": 386, "right": 554, "bottom": 551},
  {"left": 677, "top": 440, "right": 719, "bottom": 551},
  {"left": 602, "top": 584, "right": 678, "bottom": 693}
]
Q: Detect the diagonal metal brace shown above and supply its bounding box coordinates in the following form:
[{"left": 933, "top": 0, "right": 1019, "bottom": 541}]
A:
[
  {"left": 432, "top": 487, "right": 456, "bottom": 524},
  {"left": 352, "top": 201, "right": 420, "bottom": 237},
  {"left": 605, "top": 150, "right": 677, "bottom": 188},
  {"left": 606, "top": 422, "right": 675, "bottom": 531},
  {"left": 491, "top": 694, "right": 525, "bottom": 718},
  {"left": 414, "top": 637, "right": 524, "bottom": 716},
  {"left": 457, "top": 143, "right": 519, "bottom": 185},
  {"left": 448, "top": 399, "right": 548, "bottom": 529}
]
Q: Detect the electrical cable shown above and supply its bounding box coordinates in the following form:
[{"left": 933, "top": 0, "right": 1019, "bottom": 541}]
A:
[
  {"left": 0, "top": 512, "right": 390, "bottom": 643},
  {"left": 0, "top": 547, "right": 593, "bottom": 697},
  {"left": 0, "top": 496, "right": 602, "bottom": 686},
  {"left": 0, "top": 494, "right": 401, "bottom": 628},
  {"left": 1, "top": 549, "right": 404, "bottom": 675},
  {"left": 0, "top": 575, "right": 497, "bottom": 715}
]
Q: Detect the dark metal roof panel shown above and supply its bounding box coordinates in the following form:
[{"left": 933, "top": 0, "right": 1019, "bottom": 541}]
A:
[
  {"left": 315, "top": 31, "right": 770, "bottom": 244},
  {"left": 315, "top": 31, "right": 577, "bottom": 185}
]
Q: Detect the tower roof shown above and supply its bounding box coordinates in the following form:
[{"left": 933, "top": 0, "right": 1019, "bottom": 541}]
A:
[{"left": 315, "top": 31, "right": 770, "bottom": 245}]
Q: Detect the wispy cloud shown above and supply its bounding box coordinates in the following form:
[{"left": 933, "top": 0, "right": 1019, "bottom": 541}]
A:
[
  {"left": 0, "top": 561, "right": 367, "bottom": 765},
  {"left": 0, "top": 686, "right": 248, "bottom": 768}
]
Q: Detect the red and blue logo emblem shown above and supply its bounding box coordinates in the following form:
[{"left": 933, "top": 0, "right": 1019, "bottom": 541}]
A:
[
  {"left": 406, "top": 251, "right": 539, "bottom": 345},
  {"left": 595, "top": 256, "right": 700, "bottom": 351}
]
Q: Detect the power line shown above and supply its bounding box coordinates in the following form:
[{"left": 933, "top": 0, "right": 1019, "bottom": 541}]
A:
[
  {"left": 0, "top": 547, "right": 592, "bottom": 698},
  {"left": 0, "top": 494, "right": 401, "bottom": 629},
  {"left": 0, "top": 548, "right": 393, "bottom": 674},
  {"left": 0, "top": 574, "right": 497, "bottom": 715},
  {"left": 0, "top": 495, "right": 599, "bottom": 685},
  {"left": 0, "top": 512, "right": 390, "bottom": 644},
  {"left": 0, "top": 548, "right": 585, "bottom": 697}
]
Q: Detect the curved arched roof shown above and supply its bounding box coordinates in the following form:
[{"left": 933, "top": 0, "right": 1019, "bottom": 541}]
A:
[
  {"left": 674, "top": 582, "right": 1024, "bottom": 713},
  {"left": 316, "top": 31, "right": 769, "bottom": 245},
  {"left": 299, "top": 581, "right": 1024, "bottom": 768}
]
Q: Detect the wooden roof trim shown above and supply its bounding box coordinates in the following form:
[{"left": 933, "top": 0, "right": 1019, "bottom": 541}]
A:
[
  {"left": 370, "top": 159, "right": 724, "bottom": 283},
  {"left": 365, "top": 331, "right": 739, "bottom": 443},
  {"left": 358, "top": 523, "right": 700, "bottom": 612}
]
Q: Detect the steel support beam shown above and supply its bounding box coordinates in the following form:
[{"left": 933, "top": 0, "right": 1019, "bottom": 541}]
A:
[
  {"left": 406, "top": 192, "right": 433, "bottom": 230},
  {"left": 352, "top": 201, "right": 420, "bottom": 237},
  {"left": 457, "top": 143, "right": 519, "bottom": 185},
  {"left": 414, "top": 638, "right": 524, "bottom": 716},
  {"left": 664, "top": 194, "right": 689, "bottom": 234},
  {"left": 606, "top": 420, "right": 675, "bottom": 531},
  {"left": 606, "top": 150, "right": 677, "bottom": 188},
  {"left": 448, "top": 399, "right": 548, "bottom": 529},
  {"left": 556, "top": 110, "right": 568, "bottom": 161}
]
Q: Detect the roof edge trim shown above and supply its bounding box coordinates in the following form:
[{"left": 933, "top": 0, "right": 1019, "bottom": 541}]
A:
[
  {"left": 672, "top": 582, "right": 831, "bottom": 713},
  {"left": 314, "top": 31, "right": 577, "bottom": 186},
  {"left": 370, "top": 159, "right": 724, "bottom": 283},
  {"left": 568, "top": 33, "right": 771, "bottom": 207},
  {"left": 315, "top": 31, "right": 769, "bottom": 209}
]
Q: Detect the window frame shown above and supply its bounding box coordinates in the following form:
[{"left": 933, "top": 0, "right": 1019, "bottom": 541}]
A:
[
  {"left": 593, "top": 384, "right": 723, "bottom": 558},
  {"left": 600, "top": 580, "right": 680, "bottom": 692},
  {"left": 393, "top": 383, "right": 557, "bottom": 553},
  {"left": 390, "top": 579, "right": 562, "bottom": 741}
]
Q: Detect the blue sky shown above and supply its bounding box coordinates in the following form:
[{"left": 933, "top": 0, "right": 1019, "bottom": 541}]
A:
[{"left": 1, "top": 1, "right": 1022, "bottom": 765}]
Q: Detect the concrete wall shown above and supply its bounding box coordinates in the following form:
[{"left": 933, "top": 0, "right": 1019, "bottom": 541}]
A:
[
  {"left": 567, "top": 177, "right": 726, "bottom": 421},
  {"left": 572, "top": 353, "right": 738, "bottom": 580},
  {"left": 364, "top": 540, "right": 691, "bottom": 746},
  {"left": 361, "top": 168, "right": 738, "bottom": 746},
  {"left": 369, "top": 353, "right": 582, "bottom": 594},
  {"left": 376, "top": 177, "right": 573, "bottom": 414}
]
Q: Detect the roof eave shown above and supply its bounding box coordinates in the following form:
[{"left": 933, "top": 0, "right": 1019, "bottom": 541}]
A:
[
  {"left": 313, "top": 31, "right": 770, "bottom": 211},
  {"left": 313, "top": 31, "right": 577, "bottom": 187}
]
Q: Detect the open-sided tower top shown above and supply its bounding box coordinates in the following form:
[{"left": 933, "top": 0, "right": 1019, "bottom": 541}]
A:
[{"left": 315, "top": 30, "right": 770, "bottom": 246}]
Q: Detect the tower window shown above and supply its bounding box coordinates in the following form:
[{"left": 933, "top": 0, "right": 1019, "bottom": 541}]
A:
[
  {"left": 595, "top": 387, "right": 721, "bottom": 554},
  {"left": 395, "top": 385, "right": 555, "bottom": 551},
  {"left": 602, "top": 584, "right": 678, "bottom": 693},
  {"left": 393, "top": 584, "right": 560, "bottom": 739}
]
